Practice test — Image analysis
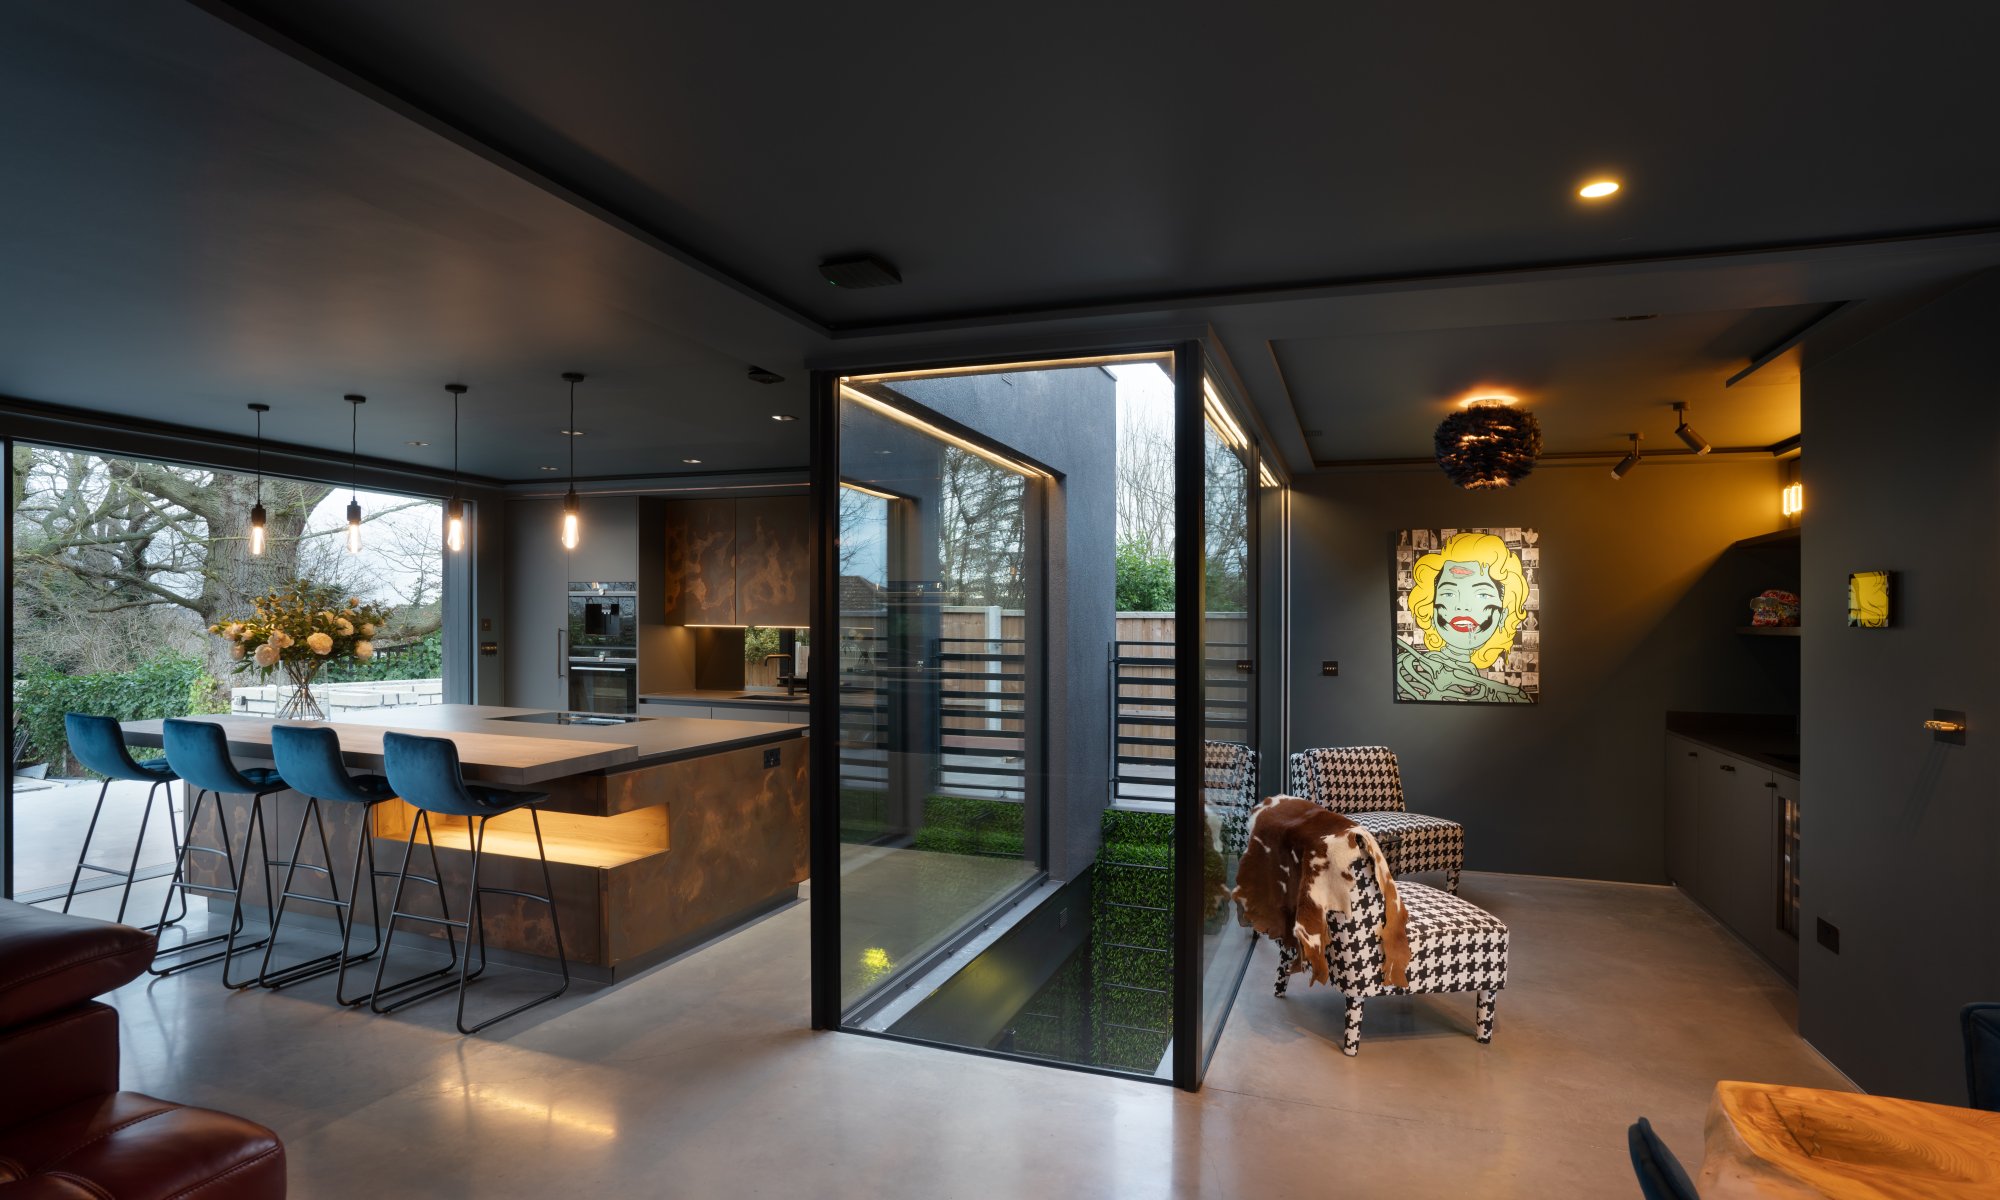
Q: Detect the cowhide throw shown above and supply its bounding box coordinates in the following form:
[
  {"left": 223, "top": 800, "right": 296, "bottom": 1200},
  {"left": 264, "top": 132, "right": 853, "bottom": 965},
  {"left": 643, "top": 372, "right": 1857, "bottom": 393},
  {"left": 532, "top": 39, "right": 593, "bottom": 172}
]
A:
[{"left": 1232, "top": 795, "right": 1410, "bottom": 989}]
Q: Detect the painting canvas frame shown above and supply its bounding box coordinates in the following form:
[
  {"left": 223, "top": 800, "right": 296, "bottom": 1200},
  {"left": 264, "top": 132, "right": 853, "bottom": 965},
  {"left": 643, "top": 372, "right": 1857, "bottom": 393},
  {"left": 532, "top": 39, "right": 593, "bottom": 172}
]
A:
[{"left": 1392, "top": 527, "right": 1541, "bottom": 705}]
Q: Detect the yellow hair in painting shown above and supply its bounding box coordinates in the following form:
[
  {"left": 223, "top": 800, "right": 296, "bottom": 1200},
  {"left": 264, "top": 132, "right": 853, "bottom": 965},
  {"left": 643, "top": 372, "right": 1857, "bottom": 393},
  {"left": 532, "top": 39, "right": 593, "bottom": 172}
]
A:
[{"left": 1407, "top": 532, "right": 1530, "bottom": 670}]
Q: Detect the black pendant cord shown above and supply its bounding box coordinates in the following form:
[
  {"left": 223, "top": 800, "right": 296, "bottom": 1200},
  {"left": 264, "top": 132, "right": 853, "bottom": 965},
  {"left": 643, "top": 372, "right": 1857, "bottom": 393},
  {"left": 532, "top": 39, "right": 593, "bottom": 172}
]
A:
[
  {"left": 453, "top": 390, "right": 461, "bottom": 497},
  {"left": 351, "top": 399, "right": 359, "bottom": 499},
  {"left": 568, "top": 378, "right": 576, "bottom": 488},
  {"left": 254, "top": 407, "right": 262, "bottom": 506}
]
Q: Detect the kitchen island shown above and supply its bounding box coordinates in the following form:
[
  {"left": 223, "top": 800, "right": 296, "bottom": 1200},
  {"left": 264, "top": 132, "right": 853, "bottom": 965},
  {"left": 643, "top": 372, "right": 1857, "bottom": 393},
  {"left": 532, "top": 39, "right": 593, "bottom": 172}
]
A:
[{"left": 123, "top": 706, "right": 808, "bottom": 979}]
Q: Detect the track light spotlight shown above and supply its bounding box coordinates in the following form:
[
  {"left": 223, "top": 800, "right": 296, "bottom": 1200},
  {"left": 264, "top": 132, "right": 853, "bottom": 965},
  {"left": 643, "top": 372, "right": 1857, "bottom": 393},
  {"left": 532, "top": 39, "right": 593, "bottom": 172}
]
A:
[
  {"left": 1611, "top": 433, "right": 1643, "bottom": 480},
  {"left": 1673, "top": 402, "right": 1710, "bottom": 455}
]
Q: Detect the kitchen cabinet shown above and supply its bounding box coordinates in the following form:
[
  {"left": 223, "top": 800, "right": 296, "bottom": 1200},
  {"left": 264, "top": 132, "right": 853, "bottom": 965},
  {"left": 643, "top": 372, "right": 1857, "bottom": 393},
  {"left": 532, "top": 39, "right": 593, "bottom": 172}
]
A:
[
  {"left": 662, "top": 499, "right": 737, "bottom": 625},
  {"left": 504, "top": 498, "right": 569, "bottom": 711},
  {"left": 1665, "top": 732, "right": 1799, "bottom": 983},
  {"left": 1665, "top": 736, "right": 1702, "bottom": 887},
  {"left": 735, "top": 498, "right": 811, "bottom": 628},
  {"left": 639, "top": 700, "right": 713, "bottom": 720},
  {"left": 567, "top": 496, "right": 640, "bottom": 584},
  {"left": 662, "top": 497, "right": 810, "bottom": 628}
]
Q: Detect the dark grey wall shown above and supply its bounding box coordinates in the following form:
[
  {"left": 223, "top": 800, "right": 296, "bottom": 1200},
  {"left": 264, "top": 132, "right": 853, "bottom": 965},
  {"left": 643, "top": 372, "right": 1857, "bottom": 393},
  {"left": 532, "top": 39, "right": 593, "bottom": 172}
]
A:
[
  {"left": 1289, "top": 457, "right": 1794, "bottom": 882},
  {"left": 891, "top": 369, "right": 1118, "bottom": 881},
  {"left": 1798, "top": 270, "right": 2000, "bottom": 1102}
]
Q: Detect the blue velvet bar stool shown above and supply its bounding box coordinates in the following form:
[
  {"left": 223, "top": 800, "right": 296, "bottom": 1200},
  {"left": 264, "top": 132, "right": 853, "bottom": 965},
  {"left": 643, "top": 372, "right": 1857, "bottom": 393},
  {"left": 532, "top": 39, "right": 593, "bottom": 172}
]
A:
[
  {"left": 374, "top": 731, "right": 569, "bottom": 1034},
  {"left": 58, "top": 714, "right": 187, "bottom": 928},
  {"left": 150, "top": 718, "right": 287, "bottom": 986},
  {"left": 264, "top": 724, "right": 458, "bottom": 1003}
]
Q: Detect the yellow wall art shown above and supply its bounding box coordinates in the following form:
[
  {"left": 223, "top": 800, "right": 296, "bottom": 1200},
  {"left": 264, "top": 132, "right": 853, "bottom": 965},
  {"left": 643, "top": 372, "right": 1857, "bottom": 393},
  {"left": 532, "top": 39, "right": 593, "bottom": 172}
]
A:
[{"left": 1847, "top": 570, "right": 1891, "bottom": 628}]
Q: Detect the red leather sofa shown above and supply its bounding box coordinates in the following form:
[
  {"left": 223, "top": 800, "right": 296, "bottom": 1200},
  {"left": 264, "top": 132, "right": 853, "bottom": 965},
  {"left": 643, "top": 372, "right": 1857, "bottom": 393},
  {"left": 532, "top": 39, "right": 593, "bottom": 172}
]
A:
[{"left": 0, "top": 900, "right": 286, "bottom": 1197}]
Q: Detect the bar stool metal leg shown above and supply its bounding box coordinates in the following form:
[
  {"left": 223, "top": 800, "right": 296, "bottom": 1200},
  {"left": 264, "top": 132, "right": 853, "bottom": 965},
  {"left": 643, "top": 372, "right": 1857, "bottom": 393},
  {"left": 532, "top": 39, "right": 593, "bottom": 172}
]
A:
[
  {"left": 454, "top": 808, "right": 569, "bottom": 1035},
  {"left": 369, "top": 811, "right": 468, "bottom": 1013},
  {"left": 331, "top": 807, "right": 396, "bottom": 1006},
  {"left": 148, "top": 788, "right": 268, "bottom": 976},
  {"left": 256, "top": 795, "right": 351, "bottom": 989},
  {"left": 220, "top": 794, "right": 284, "bottom": 990}
]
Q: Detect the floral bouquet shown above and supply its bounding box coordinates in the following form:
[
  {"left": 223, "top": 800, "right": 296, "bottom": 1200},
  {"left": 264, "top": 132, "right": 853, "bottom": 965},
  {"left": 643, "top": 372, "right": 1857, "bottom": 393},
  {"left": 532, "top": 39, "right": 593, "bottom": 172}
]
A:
[{"left": 211, "top": 581, "right": 393, "bottom": 720}]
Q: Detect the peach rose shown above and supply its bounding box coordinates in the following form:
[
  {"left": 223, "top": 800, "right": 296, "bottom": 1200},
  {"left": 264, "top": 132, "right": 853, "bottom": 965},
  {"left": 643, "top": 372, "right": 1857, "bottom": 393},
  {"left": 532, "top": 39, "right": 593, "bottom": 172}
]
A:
[
  {"left": 353, "top": 641, "right": 374, "bottom": 661},
  {"left": 268, "top": 630, "right": 293, "bottom": 650},
  {"left": 307, "top": 632, "right": 334, "bottom": 655},
  {"left": 335, "top": 617, "right": 354, "bottom": 636},
  {"left": 253, "top": 643, "right": 280, "bottom": 669},
  {"left": 230, "top": 642, "right": 246, "bottom": 660}
]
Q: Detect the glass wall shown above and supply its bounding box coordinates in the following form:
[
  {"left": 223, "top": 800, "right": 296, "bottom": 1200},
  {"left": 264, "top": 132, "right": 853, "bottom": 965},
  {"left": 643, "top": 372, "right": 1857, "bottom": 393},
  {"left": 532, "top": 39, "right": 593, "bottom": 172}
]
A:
[
  {"left": 1197, "top": 366, "right": 1262, "bottom": 1070},
  {"left": 812, "top": 347, "right": 1281, "bottom": 1087},
  {"left": 7, "top": 442, "right": 444, "bottom": 908}
]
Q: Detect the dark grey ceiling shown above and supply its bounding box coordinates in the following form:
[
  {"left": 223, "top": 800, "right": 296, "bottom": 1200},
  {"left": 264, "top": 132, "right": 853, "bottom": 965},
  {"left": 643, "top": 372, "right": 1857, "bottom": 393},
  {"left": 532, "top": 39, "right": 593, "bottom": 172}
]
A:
[
  {"left": 1276, "top": 304, "right": 1825, "bottom": 462},
  {"left": 0, "top": 2, "right": 812, "bottom": 482},
  {"left": 2, "top": 0, "right": 1997, "bottom": 480},
  {"left": 213, "top": 0, "right": 2000, "bottom": 329}
]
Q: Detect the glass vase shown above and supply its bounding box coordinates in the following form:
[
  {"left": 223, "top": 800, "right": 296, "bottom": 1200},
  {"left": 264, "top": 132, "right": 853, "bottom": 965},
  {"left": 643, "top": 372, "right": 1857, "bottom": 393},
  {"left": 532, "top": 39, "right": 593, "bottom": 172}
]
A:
[{"left": 276, "top": 658, "right": 328, "bottom": 721}]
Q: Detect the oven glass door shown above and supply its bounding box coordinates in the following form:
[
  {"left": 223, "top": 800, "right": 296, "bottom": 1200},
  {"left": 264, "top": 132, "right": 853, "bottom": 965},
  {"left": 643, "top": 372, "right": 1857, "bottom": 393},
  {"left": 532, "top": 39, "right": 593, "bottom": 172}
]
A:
[
  {"left": 568, "top": 661, "right": 637, "bottom": 714},
  {"left": 568, "top": 593, "right": 638, "bottom": 655}
]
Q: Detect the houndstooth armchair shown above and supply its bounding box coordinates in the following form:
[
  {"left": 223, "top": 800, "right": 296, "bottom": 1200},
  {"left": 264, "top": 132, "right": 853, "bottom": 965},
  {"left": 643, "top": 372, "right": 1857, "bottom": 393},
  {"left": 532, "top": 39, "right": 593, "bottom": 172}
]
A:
[
  {"left": 1275, "top": 828, "right": 1508, "bottom": 1055},
  {"left": 1289, "top": 745, "right": 1466, "bottom": 893},
  {"left": 1204, "top": 740, "right": 1257, "bottom": 856}
]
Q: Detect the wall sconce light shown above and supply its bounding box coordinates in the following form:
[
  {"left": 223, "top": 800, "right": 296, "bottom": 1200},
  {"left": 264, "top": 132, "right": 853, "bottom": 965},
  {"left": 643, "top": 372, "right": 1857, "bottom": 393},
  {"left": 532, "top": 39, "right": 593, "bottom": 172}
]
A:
[
  {"left": 1782, "top": 482, "right": 1803, "bottom": 517},
  {"left": 1610, "top": 433, "right": 1643, "bottom": 480},
  {"left": 1672, "top": 402, "right": 1710, "bottom": 455}
]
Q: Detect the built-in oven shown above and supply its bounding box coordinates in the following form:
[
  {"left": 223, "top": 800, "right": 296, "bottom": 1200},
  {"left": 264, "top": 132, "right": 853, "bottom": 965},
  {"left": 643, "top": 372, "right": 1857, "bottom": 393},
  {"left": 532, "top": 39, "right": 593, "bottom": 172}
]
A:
[
  {"left": 567, "top": 582, "right": 639, "bottom": 713},
  {"left": 568, "top": 655, "right": 638, "bottom": 714},
  {"left": 569, "top": 582, "right": 639, "bottom": 655}
]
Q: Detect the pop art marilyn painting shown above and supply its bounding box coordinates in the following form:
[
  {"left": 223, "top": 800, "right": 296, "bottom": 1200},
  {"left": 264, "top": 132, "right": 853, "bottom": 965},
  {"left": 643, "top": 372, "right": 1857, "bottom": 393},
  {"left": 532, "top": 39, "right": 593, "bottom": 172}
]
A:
[{"left": 1393, "top": 528, "right": 1540, "bottom": 705}]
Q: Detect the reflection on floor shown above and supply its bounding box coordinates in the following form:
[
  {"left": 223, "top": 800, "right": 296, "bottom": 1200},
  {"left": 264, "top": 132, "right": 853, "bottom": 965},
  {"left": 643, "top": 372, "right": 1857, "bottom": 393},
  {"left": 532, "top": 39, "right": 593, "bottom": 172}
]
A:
[
  {"left": 837, "top": 842, "right": 1036, "bottom": 1005},
  {"left": 10, "top": 775, "right": 181, "bottom": 897},
  {"left": 52, "top": 871, "right": 1845, "bottom": 1198}
]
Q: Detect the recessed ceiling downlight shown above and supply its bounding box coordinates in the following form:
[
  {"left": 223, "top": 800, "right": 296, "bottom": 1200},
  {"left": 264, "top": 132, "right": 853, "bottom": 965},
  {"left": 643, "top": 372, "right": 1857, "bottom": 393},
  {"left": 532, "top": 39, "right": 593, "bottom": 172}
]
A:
[{"left": 1578, "top": 179, "right": 1621, "bottom": 199}]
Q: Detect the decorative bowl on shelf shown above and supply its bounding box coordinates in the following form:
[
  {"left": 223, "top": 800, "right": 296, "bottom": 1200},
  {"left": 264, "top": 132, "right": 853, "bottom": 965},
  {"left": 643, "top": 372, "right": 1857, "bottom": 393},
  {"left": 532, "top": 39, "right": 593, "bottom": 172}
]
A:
[{"left": 1749, "top": 589, "right": 1801, "bottom": 627}]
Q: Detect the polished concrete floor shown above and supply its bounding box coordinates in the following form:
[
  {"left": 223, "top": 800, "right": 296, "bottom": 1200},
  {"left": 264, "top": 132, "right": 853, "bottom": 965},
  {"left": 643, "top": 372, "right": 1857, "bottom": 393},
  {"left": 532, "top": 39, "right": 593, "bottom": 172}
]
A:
[{"left": 54, "top": 870, "right": 1846, "bottom": 1198}]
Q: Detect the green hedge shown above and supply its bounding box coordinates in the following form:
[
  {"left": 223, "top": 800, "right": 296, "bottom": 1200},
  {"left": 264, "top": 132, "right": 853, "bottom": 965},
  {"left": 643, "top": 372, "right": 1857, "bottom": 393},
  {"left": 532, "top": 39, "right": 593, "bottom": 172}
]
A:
[
  {"left": 323, "top": 631, "right": 443, "bottom": 682},
  {"left": 913, "top": 794, "right": 1026, "bottom": 859},
  {"left": 1092, "top": 808, "right": 1175, "bottom": 1072},
  {"left": 15, "top": 654, "right": 225, "bottom": 774}
]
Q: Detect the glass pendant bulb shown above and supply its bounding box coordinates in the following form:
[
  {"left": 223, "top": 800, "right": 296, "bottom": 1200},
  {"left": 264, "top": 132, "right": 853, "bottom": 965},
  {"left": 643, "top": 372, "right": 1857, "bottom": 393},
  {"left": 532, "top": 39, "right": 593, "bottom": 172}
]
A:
[
  {"left": 559, "top": 371, "right": 586, "bottom": 550},
  {"left": 246, "top": 401, "right": 270, "bottom": 556},
  {"left": 344, "top": 394, "right": 365, "bottom": 552},
  {"left": 443, "top": 383, "right": 468, "bottom": 553}
]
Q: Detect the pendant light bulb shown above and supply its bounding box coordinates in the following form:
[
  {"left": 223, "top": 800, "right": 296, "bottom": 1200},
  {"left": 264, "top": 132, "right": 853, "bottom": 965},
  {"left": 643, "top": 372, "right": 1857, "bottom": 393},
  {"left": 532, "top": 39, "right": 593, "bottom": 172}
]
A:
[
  {"left": 562, "top": 489, "right": 581, "bottom": 551},
  {"left": 560, "top": 371, "right": 586, "bottom": 551},
  {"left": 344, "top": 394, "right": 365, "bottom": 553},
  {"left": 444, "top": 384, "right": 468, "bottom": 553},
  {"left": 246, "top": 402, "right": 270, "bottom": 555}
]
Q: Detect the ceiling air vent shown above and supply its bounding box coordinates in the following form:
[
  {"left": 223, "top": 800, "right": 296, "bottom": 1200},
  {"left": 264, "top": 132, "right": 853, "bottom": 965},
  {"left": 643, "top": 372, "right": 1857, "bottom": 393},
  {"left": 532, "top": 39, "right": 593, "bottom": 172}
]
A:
[{"left": 818, "top": 255, "right": 902, "bottom": 288}]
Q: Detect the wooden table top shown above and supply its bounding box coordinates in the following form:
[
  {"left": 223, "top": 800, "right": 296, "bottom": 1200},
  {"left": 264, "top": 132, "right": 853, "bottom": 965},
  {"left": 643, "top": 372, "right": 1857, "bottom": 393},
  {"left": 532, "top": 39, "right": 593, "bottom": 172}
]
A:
[
  {"left": 1701, "top": 1080, "right": 2000, "bottom": 1199},
  {"left": 122, "top": 713, "right": 637, "bottom": 786}
]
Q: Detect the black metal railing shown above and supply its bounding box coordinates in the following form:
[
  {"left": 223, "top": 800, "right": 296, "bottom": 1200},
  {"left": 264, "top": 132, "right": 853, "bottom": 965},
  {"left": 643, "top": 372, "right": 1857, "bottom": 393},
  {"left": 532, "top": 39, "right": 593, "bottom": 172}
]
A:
[
  {"left": 836, "top": 628, "right": 1030, "bottom": 801},
  {"left": 1108, "top": 639, "right": 1248, "bottom": 804}
]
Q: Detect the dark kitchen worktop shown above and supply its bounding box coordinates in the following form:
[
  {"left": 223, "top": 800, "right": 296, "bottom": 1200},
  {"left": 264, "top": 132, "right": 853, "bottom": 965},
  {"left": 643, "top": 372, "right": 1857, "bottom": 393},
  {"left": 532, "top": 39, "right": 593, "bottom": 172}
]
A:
[
  {"left": 641, "top": 690, "right": 811, "bottom": 709},
  {"left": 1666, "top": 711, "right": 1800, "bottom": 776}
]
